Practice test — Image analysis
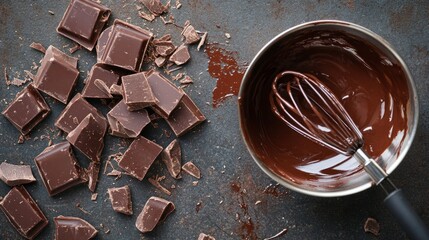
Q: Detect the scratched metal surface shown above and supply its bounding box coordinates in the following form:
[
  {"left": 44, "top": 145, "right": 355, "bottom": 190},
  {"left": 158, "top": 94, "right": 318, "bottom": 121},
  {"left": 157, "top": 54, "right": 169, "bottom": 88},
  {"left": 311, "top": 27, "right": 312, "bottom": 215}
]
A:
[{"left": 0, "top": 1, "right": 429, "bottom": 239}]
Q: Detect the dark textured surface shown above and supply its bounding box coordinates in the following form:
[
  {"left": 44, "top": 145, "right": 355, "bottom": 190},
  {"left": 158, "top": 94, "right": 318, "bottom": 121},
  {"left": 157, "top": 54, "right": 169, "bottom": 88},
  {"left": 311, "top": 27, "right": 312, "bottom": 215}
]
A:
[{"left": 0, "top": 1, "right": 428, "bottom": 239}]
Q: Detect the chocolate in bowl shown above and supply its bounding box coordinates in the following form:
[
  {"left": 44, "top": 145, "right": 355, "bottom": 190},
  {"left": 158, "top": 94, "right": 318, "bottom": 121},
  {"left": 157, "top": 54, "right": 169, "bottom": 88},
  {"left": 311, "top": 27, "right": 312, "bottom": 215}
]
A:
[{"left": 238, "top": 21, "right": 418, "bottom": 197}]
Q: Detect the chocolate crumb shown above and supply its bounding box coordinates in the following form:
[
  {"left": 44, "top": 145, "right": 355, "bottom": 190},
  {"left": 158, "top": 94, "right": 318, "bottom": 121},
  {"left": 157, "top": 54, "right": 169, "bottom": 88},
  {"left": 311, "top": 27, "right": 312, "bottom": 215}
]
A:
[
  {"left": 192, "top": 180, "right": 198, "bottom": 186},
  {"left": 155, "top": 56, "right": 167, "bottom": 67},
  {"left": 91, "top": 193, "right": 98, "bottom": 201},
  {"left": 148, "top": 176, "right": 172, "bottom": 196},
  {"left": 107, "top": 169, "right": 122, "bottom": 180},
  {"left": 69, "top": 44, "right": 81, "bottom": 54},
  {"left": 197, "top": 32, "right": 208, "bottom": 51},
  {"left": 75, "top": 203, "right": 90, "bottom": 215},
  {"left": 24, "top": 70, "right": 35, "bottom": 80},
  {"left": 175, "top": 0, "right": 181, "bottom": 9},
  {"left": 138, "top": 11, "right": 155, "bottom": 21},
  {"left": 364, "top": 217, "right": 380, "bottom": 236},
  {"left": 182, "top": 162, "right": 201, "bottom": 179},
  {"left": 179, "top": 75, "right": 193, "bottom": 86},
  {"left": 29, "top": 42, "right": 47, "bottom": 54},
  {"left": 11, "top": 78, "right": 27, "bottom": 86},
  {"left": 263, "top": 228, "right": 288, "bottom": 240},
  {"left": 198, "top": 233, "right": 215, "bottom": 240},
  {"left": 4, "top": 67, "right": 11, "bottom": 85},
  {"left": 225, "top": 33, "right": 231, "bottom": 39},
  {"left": 17, "top": 134, "right": 25, "bottom": 144},
  {"left": 48, "top": 10, "right": 55, "bottom": 15},
  {"left": 255, "top": 200, "right": 262, "bottom": 205}
]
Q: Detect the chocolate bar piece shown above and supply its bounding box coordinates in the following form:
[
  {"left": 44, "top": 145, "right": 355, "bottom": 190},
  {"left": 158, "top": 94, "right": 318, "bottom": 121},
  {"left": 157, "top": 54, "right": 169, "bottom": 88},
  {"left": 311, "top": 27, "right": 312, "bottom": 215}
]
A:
[
  {"left": 198, "top": 233, "right": 216, "bottom": 240},
  {"left": 81, "top": 64, "right": 122, "bottom": 99},
  {"left": 57, "top": 0, "right": 111, "bottom": 51},
  {"left": 2, "top": 84, "right": 50, "bottom": 135},
  {"left": 0, "top": 162, "right": 36, "bottom": 186},
  {"left": 117, "top": 136, "right": 162, "bottom": 181},
  {"left": 99, "top": 19, "right": 153, "bottom": 72},
  {"left": 66, "top": 114, "right": 106, "bottom": 162},
  {"left": 161, "top": 140, "right": 181, "bottom": 179},
  {"left": 0, "top": 186, "right": 48, "bottom": 239},
  {"left": 166, "top": 92, "right": 206, "bottom": 137},
  {"left": 364, "top": 217, "right": 380, "bottom": 236},
  {"left": 96, "top": 26, "right": 112, "bottom": 61},
  {"left": 86, "top": 162, "right": 100, "bottom": 192},
  {"left": 146, "top": 71, "right": 184, "bottom": 118},
  {"left": 107, "top": 100, "right": 150, "bottom": 138},
  {"left": 135, "top": 196, "right": 175, "bottom": 233},
  {"left": 107, "top": 185, "right": 133, "bottom": 215},
  {"left": 169, "top": 45, "right": 190, "bottom": 65},
  {"left": 55, "top": 93, "right": 107, "bottom": 134},
  {"left": 54, "top": 215, "right": 98, "bottom": 240},
  {"left": 34, "top": 46, "right": 79, "bottom": 104},
  {"left": 182, "top": 162, "right": 201, "bottom": 179},
  {"left": 122, "top": 72, "right": 158, "bottom": 111},
  {"left": 34, "top": 142, "right": 87, "bottom": 196}
]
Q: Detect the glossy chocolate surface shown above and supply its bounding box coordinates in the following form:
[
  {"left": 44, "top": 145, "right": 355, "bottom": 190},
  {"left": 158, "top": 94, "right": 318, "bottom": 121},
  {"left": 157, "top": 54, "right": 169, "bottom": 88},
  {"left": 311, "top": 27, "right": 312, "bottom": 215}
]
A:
[{"left": 122, "top": 72, "right": 158, "bottom": 111}]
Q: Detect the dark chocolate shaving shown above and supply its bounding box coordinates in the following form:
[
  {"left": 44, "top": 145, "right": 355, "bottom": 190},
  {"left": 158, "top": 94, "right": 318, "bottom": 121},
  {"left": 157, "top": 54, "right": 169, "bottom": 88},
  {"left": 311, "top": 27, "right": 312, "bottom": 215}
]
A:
[
  {"left": 263, "top": 228, "right": 288, "bottom": 240},
  {"left": 29, "top": 42, "right": 47, "bottom": 54},
  {"left": 135, "top": 196, "right": 175, "bottom": 233}
]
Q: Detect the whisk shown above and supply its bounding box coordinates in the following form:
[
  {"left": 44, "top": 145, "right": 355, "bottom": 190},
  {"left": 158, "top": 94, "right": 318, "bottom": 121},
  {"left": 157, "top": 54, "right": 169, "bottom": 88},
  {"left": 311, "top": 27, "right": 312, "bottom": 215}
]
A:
[{"left": 270, "top": 71, "right": 429, "bottom": 240}]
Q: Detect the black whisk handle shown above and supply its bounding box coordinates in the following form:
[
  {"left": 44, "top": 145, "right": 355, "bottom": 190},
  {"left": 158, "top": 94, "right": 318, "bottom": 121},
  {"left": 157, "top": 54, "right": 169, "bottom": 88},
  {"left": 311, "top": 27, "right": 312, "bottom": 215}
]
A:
[{"left": 384, "top": 189, "right": 429, "bottom": 240}]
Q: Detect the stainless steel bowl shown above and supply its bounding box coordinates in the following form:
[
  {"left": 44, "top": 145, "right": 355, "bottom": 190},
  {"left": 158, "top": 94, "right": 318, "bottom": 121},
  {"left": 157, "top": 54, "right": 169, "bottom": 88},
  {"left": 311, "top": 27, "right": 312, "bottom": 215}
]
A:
[{"left": 238, "top": 20, "right": 418, "bottom": 197}]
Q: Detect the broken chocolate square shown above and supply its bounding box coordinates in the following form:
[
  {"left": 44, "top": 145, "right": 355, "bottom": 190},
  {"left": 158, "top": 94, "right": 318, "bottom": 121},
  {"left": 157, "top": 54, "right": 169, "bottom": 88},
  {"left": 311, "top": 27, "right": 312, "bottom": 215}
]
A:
[
  {"left": 34, "top": 45, "right": 79, "bottom": 104},
  {"left": 198, "top": 233, "right": 216, "bottom": 240},
  {"left": 146, "top": 71, "right": 184, "bottom": 118},
  {"left": 86, "top": 162, "right": 100, "bottom": 192},
  {"left": 54, "top": 215, "right": 98, "bottom": 240},
  {"left": 107, "top": 185, "right": 133, "bottom": 215},
  {"left": 57, "top": 0, "right": 111, "bottom": 51},
  {"left": 107, "top": 100, "right": 151, "bottom": 138},
  {"left": 99, "top": 19, "right": 153, "bottom": 72},
  {"left": 169, "top": 45, "right": 190, "bottom": 65},
  {"left": 182, "top": 162, "right": 201, "bottom": 179},
  {"left": 161, "top": 139, "right": 181, "bottom": 179},
  {"left": 122, "top": 72, "right": 158, "bottom": 111},
  {"left": 117, "top": 136, "right": 163, "bottom": 181},
  {"left": 55, "top": 93, "right": 107, "bottom": 134},
  {"left": 34, "top": 142, "right": 87, "bottom": 196},
  {"left": 135, "top": 196, "right": 175, "bottom": 233},
  {"left": 66, "top": 113, "right": 106, "bottom": 162},
  {"left": 0, "top": 186, "right": 48, "bottom": 239},
  {"left": 166, "top": 91, "right": 206, "bottom": 136},
  {"left": 2, "top": 84, "right": 50, "bottom": 135},
  {"left": 0, "top": 162, "right": 36, "bottom": 186},
  {"left": 81, "top": 64, "right": 122, "bottom": 99}
]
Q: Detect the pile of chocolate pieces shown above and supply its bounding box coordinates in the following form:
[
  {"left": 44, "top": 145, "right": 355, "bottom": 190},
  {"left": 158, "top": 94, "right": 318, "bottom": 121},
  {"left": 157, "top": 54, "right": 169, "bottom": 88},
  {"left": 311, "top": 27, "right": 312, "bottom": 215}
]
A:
[{"left": 0, "top": 0, "right": 213, "bottom": 239}]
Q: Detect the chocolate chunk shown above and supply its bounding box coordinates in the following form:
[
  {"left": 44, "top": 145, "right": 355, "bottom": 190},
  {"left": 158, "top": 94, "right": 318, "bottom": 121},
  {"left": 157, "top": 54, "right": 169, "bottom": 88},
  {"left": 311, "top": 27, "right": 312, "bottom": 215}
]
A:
[
  {"left": 29, "top": 42, "right": 46, "bottom": 54},
  {"left": 166, "top": 92, "right": 206, "bottom": 136},
  {"left": 57, "top": 0, "right": 111, "bottom": 51},
  {"left": 181, "top": 21, "right": 200, "bottom": 45},
  {"left": 96, "top": 26, "right": 112, "bottom": 61},
  {"left": 66, "top": 113, "right": 106, "bottom": 162},
  {"left": 154, "top": 56, "right": 166, "bottom": 67},
  {"left": 107, "top": 185, "right": 133, "bottom": 215},
  {"left": 54, "top": 215, "right": 98, "bottom": 240},
  {"left": 55, "top": 93, "right": 107, "bottom": 134},
  {"left": 153, "top": 35, "right": 176, "bottom": 57},
  {"left": 182, "top": 162, "right": 201, "bottom": 179},
  {"left": 364, "top": 217, "right": 380, "bottom": 236},
  {"left": 2, "top": 84, "right": 50, "bottom": 135},
  {"left": 99, "top": 19, "right": 153, "bottom": 72},
  {"left": 169, "top": 45, "right": 190, "bottom": 65},
  {"left": 141, "top": 0, "right": 170, "bottom": 16},
  {"left": 117, "top": 136, "right": 163, "bottom": 181},
  {"left": 86, "top": 162, "right": 100, "bottom": 192},
  {"left": 107, "top": 100, "right": 151, "bottom": 138},
  {"left": 81, "top": 64, "right": 121, "bottom": 99},
  {"left": 198, "top": 233, "right": 216, "bottom": 240},
  {"left": 146, "top": 71, "right": 184, "bottom": 118},
  {"left": 197, "top": 32, "right": 208, "bottom": 51},
  {"left": 0, "top": 186, "right": 48, "bottom": 239},
  {"left": 135, "top": 196, "right": 175, "bottom": 233},
  {"left": 109, "top": 84, "right": 123, "bottom": 96},
  {"left": 0, "top": 162, "right": 36, "bottom": 186},
  {"left": 161, "top": 140, "right": 181, "bottom": 179},
  {"left": 34, "top": 46, "right": 79, "bottom": 104},
  {"left": 122, "top": 72, "right": 158, "bottom": 111},
  {"left": 34, "top": 142, "right": 87, "bottom": 196}
]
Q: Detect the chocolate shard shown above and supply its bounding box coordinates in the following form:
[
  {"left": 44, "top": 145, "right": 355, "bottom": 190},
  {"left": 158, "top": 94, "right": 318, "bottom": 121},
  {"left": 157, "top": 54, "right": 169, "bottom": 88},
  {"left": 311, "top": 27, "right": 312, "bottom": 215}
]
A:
[
  {"left": 364, "top": 217, "right": 380, "bottom": 236},
  {"left": 107, "top": 185, "right": 133, "bottom": 215},
  {"left": 135, "top": 196, "right": 175, "bottom": 233},
  {"left": 140, "top": 0, "right": 170, "bottom": 16},
  {"left": 154, "top": 56, "right": 166, "bottom": 67},
  {"left": 181, "top": 21, "right": 201, "bottom": 45},
  {"left": 55, "top": 93, "right": 107, "bottom": 134},
  {"left": 122, "top": 72, "right": 158, "bottom": 111},
  {"left": 197, "top": 32, "right": 208, "bottom": 51},
  {"left": 107, "top": 100, "right": 151, "bottom": 138},
  {"left": 86, "top": 162, "right": 100, "bottom": 192},
  {"left": 198, "top": 233, "right": 216, "bottom": 240},
  {"left": 153, "top": 35, "right": 176, "bottom": 57},
  {"left": 2, "top": 84, "right": 50, "bottom": 135},
  {"left": 57, "top": 0, "right": 111, "bottom": 51},
  {"left": 161, "top": 139, "right": 181, "bottom": 179},
  {"left": 96, "top": 26, "right": 112, "bottom": 61},
  {"left": 146, "top": 71, "right": 184, "bottom": 118},
  {"left": 34, "top": 45, "right": 79, "bottom": 104},
  {"left": 182, "top": 162, "right": 201, "bottom": 179},
  {"left": 169, "top": 45, "right": 190, "bottom": 65},
  {"left": 0, "top": 162, "right": 36, "bottom": 186},
  {"left": 99, "top": 19, "right": 153, "bottom": 72},
  {"left": 34, "top": 142, "right": 87, "bottom": 196},
  {"left": 166, "top": 91, "right": 206, "bottom": 137},
  {"left": 81, "top": 64, "right": 122, "bottom": 99},
  {"left": 66, "top": 113, "right": 106, "bottom": 162},
  {"left": 0, "top": 186, "right": 48, "bottom": 239},
  {"left": 138, "top": 10, "right": 155, "bottom": 22},
  {"left": 117, "top": 136, "right": 163, "bottom": 181},
  {"left": 54, "top": 215, "right": 98, "bottom": 240},
  {"left": 29, "top": 42, "right": 47, "bottom": 54},
  {"left": 109, "top": 84, "right": 123, "bottom": 96}
]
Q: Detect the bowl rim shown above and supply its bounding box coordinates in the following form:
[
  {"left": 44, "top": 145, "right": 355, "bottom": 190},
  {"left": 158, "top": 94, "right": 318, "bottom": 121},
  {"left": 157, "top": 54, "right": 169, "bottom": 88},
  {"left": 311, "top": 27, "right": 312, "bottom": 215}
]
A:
[{"left": 238, "top": 20, "right": 419, "bottom": 197}]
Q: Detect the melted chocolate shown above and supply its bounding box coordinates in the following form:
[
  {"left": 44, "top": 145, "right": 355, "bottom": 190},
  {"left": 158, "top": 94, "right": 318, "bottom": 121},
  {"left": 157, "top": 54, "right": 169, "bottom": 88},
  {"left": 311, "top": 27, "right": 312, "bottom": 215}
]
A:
[{"left": 239, "top": 28, "right": 410, "bottom": 189}]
